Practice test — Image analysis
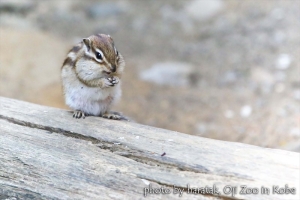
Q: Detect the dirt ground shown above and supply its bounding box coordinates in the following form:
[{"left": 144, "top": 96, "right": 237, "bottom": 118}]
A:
[{"left": 0, "top": 0, "right": 299, "bottom": 151}]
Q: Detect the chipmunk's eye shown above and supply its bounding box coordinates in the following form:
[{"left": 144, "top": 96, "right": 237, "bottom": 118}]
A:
[{"left": 95, "top": 52, "right": 103, "bottom": 60}]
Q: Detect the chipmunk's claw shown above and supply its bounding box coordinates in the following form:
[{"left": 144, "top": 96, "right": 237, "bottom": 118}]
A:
[
  {"left": 105, "top": 76, "right": 119, "bottom": 87},
  {"left": 73, "top": 110, "right": 87, "bottom": 119}
]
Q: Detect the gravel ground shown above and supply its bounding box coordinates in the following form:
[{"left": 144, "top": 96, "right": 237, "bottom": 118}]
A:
[{"left": 0, "top": 0, "right": 299, "bottom": 151}]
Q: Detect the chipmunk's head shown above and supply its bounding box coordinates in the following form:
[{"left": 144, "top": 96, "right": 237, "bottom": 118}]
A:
[
  {"left": 83, "top": 34, "right": 124, "bottom": 74},
  {"left": 72, "top": 34, "right": 125, "bottom": 85}
]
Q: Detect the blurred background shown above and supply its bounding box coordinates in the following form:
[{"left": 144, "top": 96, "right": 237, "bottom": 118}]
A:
[{"left": 0, "top": 0, "right": 299, "bottom": 152}]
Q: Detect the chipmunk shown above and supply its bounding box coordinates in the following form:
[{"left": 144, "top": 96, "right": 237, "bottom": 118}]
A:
[{"left": 61, "top": 34, "right": 126, "bottom": 120}]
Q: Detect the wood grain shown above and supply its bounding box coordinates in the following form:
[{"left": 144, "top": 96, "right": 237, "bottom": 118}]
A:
[{"left": 0, "top": 97, "right": 299, "bottom": 200}]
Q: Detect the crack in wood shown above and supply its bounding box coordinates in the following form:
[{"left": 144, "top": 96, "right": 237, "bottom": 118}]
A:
[
  {"left": 0, "top": 115, "right": 101, "bottom": 144},
  {"left": 118, "top": 153, "right": 210, "bottom": 173},
  {"left": 1, "top": 97, "right": 299, "bottom": 200},
  {"left": 0, "top": 115, "right": 210, "bottom": 175},
  {"left": 0, "top": 114, "right": 257, "bottom": 189},
  {"left": 0, "top": 184, "right": 52, "bottom": 200}
]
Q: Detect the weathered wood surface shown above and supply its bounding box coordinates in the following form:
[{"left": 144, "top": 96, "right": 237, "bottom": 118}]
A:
[{"left": 0, "top": 97, "right": 299, "bottom": 200}]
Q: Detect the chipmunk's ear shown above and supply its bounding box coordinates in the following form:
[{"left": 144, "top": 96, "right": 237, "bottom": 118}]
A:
[
  {"left": 83, "top": 38, "right": 91, "bottom": 51},
  {"left": 107, "top": 34, "right": 114, "bottom": 42}
]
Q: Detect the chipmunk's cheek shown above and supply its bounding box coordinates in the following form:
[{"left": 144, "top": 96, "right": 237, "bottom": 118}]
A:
[{"left": 84, "top": 72, "right": 93, "bottom": 76}]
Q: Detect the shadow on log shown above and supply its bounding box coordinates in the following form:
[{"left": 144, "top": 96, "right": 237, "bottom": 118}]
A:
[{"left": 0, "top": 97, "right": 299, "bottom": 200}]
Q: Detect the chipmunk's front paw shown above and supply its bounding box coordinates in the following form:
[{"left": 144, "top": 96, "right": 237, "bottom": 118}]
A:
[
  {"left": 73, "top": 110, "right": 87, "bottom": 119},
  {"left": 102, "top": 112, "right": 122, "bottom": 120},
  {"left": 104, "top": 76, "right": 119, "bottom": 87}
]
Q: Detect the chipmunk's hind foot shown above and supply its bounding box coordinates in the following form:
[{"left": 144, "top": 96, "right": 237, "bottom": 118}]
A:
[
  {"left": 102, "top": 111, "right": 130, "bottom": 121},
  {"left": 73, "top": 110, "right": 88, "bottom": 119}
]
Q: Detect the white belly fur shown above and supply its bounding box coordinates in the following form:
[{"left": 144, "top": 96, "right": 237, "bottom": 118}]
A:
[{"left": 62, "top": 68, "right": 121, "bottom": 116}]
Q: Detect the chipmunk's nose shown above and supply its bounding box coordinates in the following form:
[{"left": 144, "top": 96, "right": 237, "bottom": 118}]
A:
[{"left": 111, "top": 65, "right": 116, "bottom": 73}]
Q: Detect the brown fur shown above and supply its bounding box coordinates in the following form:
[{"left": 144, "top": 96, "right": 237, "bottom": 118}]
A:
[
  {"left": 61, "top": 33, "right": 126, "bottom": 119},
  {"left": 92, "top": 34, "right": 117, "bottom": 65},
  {"left": 62, "top": 57, "right": 74, "bottom": 69},
  {"left": 62, "top": 34, "right": 125, "bottom": 85},
  {"left": 70, "top": 44, "right": 82, "bottom": 53}
]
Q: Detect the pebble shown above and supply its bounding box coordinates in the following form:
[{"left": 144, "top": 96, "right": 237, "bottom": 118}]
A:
[
  {"left": 293, "top": 90, "right": 300, "bottom": 101},
  {"left": 139, "top": 62, "right": 194, "bottom": 86},
  {"left": 274, "top": 71, "right": 286, "bottom": 81},
  {"left": 0, "top": 0, "right": 34, "bottom": 14},
  {"left": 196, "top": 123, "right": 218, "bottom": 135},
  {"left": 223, "top": 71, "right": 238, "bottom": 84},
  {"left": 276, "top": 54, "right": 292, "bottom": 70},
  {"left": 196, "top": 123, "right": 207, "bottom": 135},
  {"left": 270, "top": 8, "right": 285, "bottom": 20},
  {"left": 224, "top": 110, "right": 234, "bottom": 118},
  {"left": 86, "top": 3, "right": 125, "bottom": 18},
  {"left": 275, "top": 83, "right": 285, "bottom": 93},
  {"left": 290, "top": 128, "right": 300, "bottom": 137},
  {"left": 184, "top": 0, "right": 224, "bottom": 20},
  {"left": 240, "top": 105, "right": 252, "bottom": 118},
  {"left": 251, "top": 67, "right": 275, "bottom": 85},
  {"left": 273, "top": 31, "right": 286, "bottom": 44}
]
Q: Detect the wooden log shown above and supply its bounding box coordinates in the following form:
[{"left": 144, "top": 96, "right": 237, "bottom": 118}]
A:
[{"left": 0, "top": 97, "right": 299, "bottom": 200}]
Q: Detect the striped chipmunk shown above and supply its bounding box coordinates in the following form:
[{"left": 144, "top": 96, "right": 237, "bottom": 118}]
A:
[{"left": 61, "top": 34, "right": 126, "bottom": 120}]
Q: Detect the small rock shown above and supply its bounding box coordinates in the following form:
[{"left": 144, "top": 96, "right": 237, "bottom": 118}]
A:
[
  {"left": 273, "top": 31, "right": 286, "bottom": 44},
  {"left": 224, "top": 110, "right": 234, "bottom": 118},
  {"left": 251, "top": 68, "right": 275, "bottom": 94},
  {"left": 293, "top": 90, "right": 300, "bottom": 101},
  {"left": 274, "top": 71, "right": 286, "bottom": 81},
  {"left": 275, "top": 83, "right": 285, "bottom": 93},
  {"left": 196, "top": 123, "right": 218, "bottom": 135},
  {"left": 196, "top": 124, "right": 207, "bottom": 134},
  {"left": 240, "top": 105, "right": 252, "bottom": 118},
  {"left": 184, "top": 0, "right": 224, "bottom": 20},
  {"left": 251, "top": 68, "right": 274, "bottom": 85},
  {"left": 86, "top": 3, "right": 125, "bottom": 18},
  {"left": 290, "top": 128, "right": 300, "bottom": 137},
  {"left": 276, "top": 54, "right": 292, "bottom": 70},
  {"left": 139, "top": 62, "right": 194, "bottom": 86},
  {"left": 223, "top": 71, "right": 238, "bottom": 84},
  {"left": 277, "top": 108, "right": 287, "bottom": 117},
  {"left": 270, "top": 8, "right": 284, "bottom": 20},
  {"left": 160, "top": 5, "right": 176, "bottom": 21},
  {"left": 132, "top": 17, "right": 148, "bottom": 32},
  {"left": 235, "top": 126, "right": 246, "bottom": 134},
  {"left": 0, "top": 0, "right": 34, "bottom": 14}
]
